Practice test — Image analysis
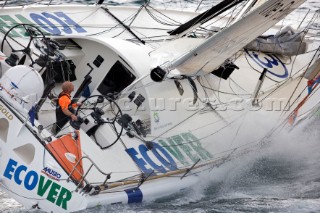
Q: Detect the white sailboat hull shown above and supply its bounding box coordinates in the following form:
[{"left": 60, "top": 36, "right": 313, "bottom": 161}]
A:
[{"left": 0, "top": 1, "right": 319, "bottom": 212}]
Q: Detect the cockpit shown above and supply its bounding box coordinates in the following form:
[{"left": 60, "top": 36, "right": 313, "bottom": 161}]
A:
[{"left": 0, "top": 24, "right": 152, "bottom": 149}]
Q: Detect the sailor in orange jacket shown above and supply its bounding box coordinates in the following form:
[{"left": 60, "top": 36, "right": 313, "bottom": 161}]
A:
[{"left": 55, "top": 81, "right": 79, "bottom": 134}]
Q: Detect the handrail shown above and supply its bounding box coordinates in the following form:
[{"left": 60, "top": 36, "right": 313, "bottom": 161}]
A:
[{"left": 67, "top": 155, "right": 111, "bottom": 192}]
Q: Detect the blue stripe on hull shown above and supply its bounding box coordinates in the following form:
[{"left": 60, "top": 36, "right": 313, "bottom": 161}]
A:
[{"left": 125, "top": 188, "right": 143, "bottom": 203}]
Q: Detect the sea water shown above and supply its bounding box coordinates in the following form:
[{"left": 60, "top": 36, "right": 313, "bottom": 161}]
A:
[{"left": 1, "top": 0, "right": 320, "bottom": 212}]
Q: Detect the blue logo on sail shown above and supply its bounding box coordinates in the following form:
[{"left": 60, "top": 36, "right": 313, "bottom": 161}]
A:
[{"left": 246, "top": 50, "right": 288, "bottom": 78}]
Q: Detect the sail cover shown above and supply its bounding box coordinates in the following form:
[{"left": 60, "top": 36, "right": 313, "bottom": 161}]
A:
[
  {"left": 245, "top": 26, "right": 308, "bottom": 56},
  {"left": 167, "top": 0, "right": 308, "bottom": 75}
]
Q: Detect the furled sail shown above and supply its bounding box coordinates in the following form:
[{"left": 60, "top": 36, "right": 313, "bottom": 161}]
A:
[
  {"left": 245, "top": 26, "right": 308, "bottom": 56},
  {"left": 165, "top": 0, "right": 308, "bottom": 75}
]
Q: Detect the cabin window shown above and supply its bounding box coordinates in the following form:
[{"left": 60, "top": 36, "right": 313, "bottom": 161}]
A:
[
  {"left": 13, "top": 143, "right": 36, "bottom": 164},
  {"left": 0, "top": 118, "right": 9, "bottom": 142},
  {"left": 97, "top": 61, "right": 136, "bottom": 95}
]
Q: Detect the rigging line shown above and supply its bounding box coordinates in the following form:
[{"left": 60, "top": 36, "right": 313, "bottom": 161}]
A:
[
  {"left": 288, "top": 84, "right": 320, "bottom": 116},
  {"left": 281, "top": 46, "right": 320, "bottom": 117},
  {"left": 229, "top": 77, "right": 250, "bottom": 93},
  {"left": 197, "top": 77, "right": 211, "bottom": 102},
  {"left": 46, "top": 8, "right": 98, "bottom": 15},
  {"left": 303, "top": 9, "right": 320, "bottom": 31},
  {"left": 173, "top": 0, "right": 248, "bottom": 36},
  {"left": 112, "top": 15, "right": 137, "bottom": 38},
  {"left": 228, "top": 77, "right": 248, "bottom": 98},
  {"left": 177, "top": 141, "right": 258, "bottom": 174},
  {"left": 257, "top": 82, "right": 287, "bottom": 104},
  {"left": 190, "top": 112, "right": 244, "bottom": 132},
  {"left": 122, "top": 23, "right": 166, "bottom": 46},
  {"left": 189, "top": 77, "right": 231, "bottom": 125},
  {"left": 275, "top": 84, "right": 320, "bottom": 132},
  {"left": 286, "top": 84, "right": 309, "bottom": 111},
  {"left": 288, "top": 23, "right": 317, "bottom": 78},
  {"left": 126, "top": 31, "right": 172, "bottom": 44},
  {"left": 196, "top": 0, "right": 205, "bottom": 12},
  {"left": 115, "top": 136, "right": 145, "bottom": 175},
  {"left": 115, "top": 13, "right": 148, "bottom": 38},
  {"left": 262, "top": 80, "right": 320, "bottom": 139},
  {"left": 109, "top": 4, "right": 147, "bottom": 38},
  {"left": 289, "top": 45, "right": 305, "bottom": 79},
  {"left": 201, "top": 84, "right": 251, "bottom": 96},
  {"left": 196, "top": 112, "right": 245, "bottom": 141},
  {"left": 257, "top": 58, "right": 319, "bottom": 105},
  {"left": 144, "top": 7, "right": 181, "bottom": 26},
  {"left": 205, "top": 5, "right": 245, "bottom": 29},
  {"left": 244, "top": 51, "right": 285, "bottom": 83},
  {"left": 101, "top": 6, "right": 145, "bottom": 44},
  {"left": 159, "top": 115, "right": 241, "bottom": 148},
  {"left": 188, "top": 5, "right": 220, "bottom": 29},
  {"left": 144, "top": 7, "right": 178, "bottom": 26},
  {"left": 298, "top": 9, "right": 311, "bottom": 30},
  {"left": 151, "top": 109, "right": 201, "bottom": 141},
  {"left": 229, "top": 110, "right": 248, "bottom": 149},
  {"left": 197, "top": 134, "right": 264, "bottom": 162},
  {"left": 202, "top": 75, "right": 225, "bottom": 105},
  {"left": 187, "top": 76, "right": 210, "bottom": 105},
  {"left": 128, "top": 4, "right": 146, "bottom": 27},
  {"left": 215, "top": 67, "right": 228, "bottom": 104},
  {"left": 297, "top": 99, "right": 320, "bottom": 118},
  {"left": 126, "top": 26, "right": 174, "bottom": 31},
  {"left": 225, "top": 1, "right": 245, "bottom": 27},
  {"left": 83, "top": 23, "right": 123, "bottom": 37},
  {"left": 147, "top": 4, "right": 182, "bottom": 25}
]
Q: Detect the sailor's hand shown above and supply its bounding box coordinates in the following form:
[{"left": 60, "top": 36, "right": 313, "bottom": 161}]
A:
[
  {"left": 70, "top": 114, "right": 78, "bottom": 121},
  {"left": 77, "top": 102, "right": 82, "bottom": 107}
]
